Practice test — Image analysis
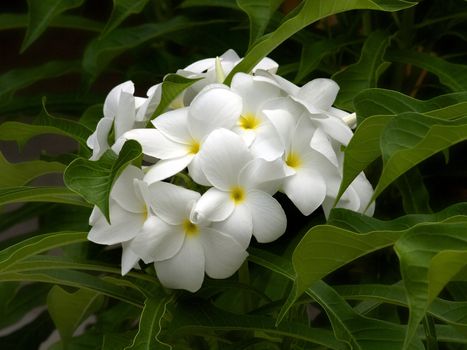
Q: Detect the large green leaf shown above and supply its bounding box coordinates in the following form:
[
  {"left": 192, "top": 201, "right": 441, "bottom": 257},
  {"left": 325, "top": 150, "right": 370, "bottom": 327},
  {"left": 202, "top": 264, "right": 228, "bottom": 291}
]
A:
[
  {"left": 0, "top": 61, "right": 80, "bottom": 104},
  {"left": 47, "top": 286, "right": 105, "bottom": 344},
  {"left": 125, "top": 295, "right": 174, "bottom": 350},
  {"left": 373, "top": 113, "right": 467, "bottom": 200},
  {"left": 0, "top": 152, "right": 65, "bottom": 188},
  {"left": 394, "top": 222, "right": 467, "bottom": 348},
  {"left": 237, "top": 0, "right": 283, "bottom": 47},
  {"left": 354, "top": 88, "right": 467, "bottom": 121},
  {"left": 0, "top": 186, "right": 91, "bottom": 207},
  {"left": 64, "top": 140, "right": 142, "bottom": 222},
  {"left": 395, "top": 167, "right": 432, "bottom": 214},
  {"left": 224, "top": 0, "right": 416, "bottom": 84},
  {"left": 386, "top": 49, "right": 467, "bottom": 92},
  {"left": 332, "top": 31, "right": 391, "bottom": 111},
  {"left": 101, "top": 0, "right": 149, "bottom": 38},
  {"left": 22, "top": 0, "right": 85, "bottom": 52},
  {"left": 0, "top": 13, "right": 102, "bottom": 31}
]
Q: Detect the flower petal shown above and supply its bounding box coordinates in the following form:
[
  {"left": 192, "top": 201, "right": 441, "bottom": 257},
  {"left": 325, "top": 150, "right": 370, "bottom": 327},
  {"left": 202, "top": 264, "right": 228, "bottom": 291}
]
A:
[
  {"left": 254, "top": 57, "right": 279, "bottom": 74},
  {"left": 211, "top": 204, "right": 253, "bottom": 249},
  {"left": 239, "top": 157, "right": 285, "bottom": 193},
  {"left": 245, "top": 190, "right": 287, "bottom": 243},
  {"left": 296, "top": 78, "right": 339, "bottom": 111},
  {"left": 282, "top": 170, "right": 326, "bottom": 216},
  {"left": 143, "top": 155, "right": 193, "bottom": 184},
  {"left": 187, "top": 155, "right": 211, "bottom": 186},
  {"left": 129, "top": 216, "right": 185, "bottom": 263},
  {"left": 248, "top": 121, "right": 284, "bottom": 161},
  {"left": 121, "top": 241, "right": 140, "bottom": 275},
  {"left": 315, "top": 115, "right": 353, "bottom": 146},
  {"left": 111, "top": 165, "right": 144, "bottom": 213},
  {"left": 88, "top": 201, "right": 144, "bottom": 245},
  {"left": 155, "top": 236, "right": 205, "bottom": 292},
  {"left": 114, "top": 91, "right": 136, "bottom": 139},
  {"left": 200, "top": 227, "right": 248, "bottom": 278},
  {"left": 152, "top": 108, "right": 192, "bottom": 143},
  {"left": 188, "top": 87, "right": 242, "bottom": 139},
  {"left": 87, "top": 117, "right": 113, "bottom": 161},
  {"left": 198, "top": 128, "right": 251, "bottom": 190},
  {"left": 136, "top": 84, "right": 161, "bottom": 122},
  {"left": 192, "top": 187, "right": 234, "bottom": 223},
  {"left": 148, "top": 182, "right": 200, "bottom": 225},
  {"left": 124, "top": 128, "right": 188, "bottom": 159},
  {"left": 309, "top": 127, "right": 339, "bottom": 167},
  {"left": 104, "top": 81, "right": 134, "bottom": 120}
]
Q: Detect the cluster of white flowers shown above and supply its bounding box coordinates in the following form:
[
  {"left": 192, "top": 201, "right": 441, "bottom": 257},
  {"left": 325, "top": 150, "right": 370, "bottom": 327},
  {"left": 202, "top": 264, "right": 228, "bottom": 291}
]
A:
[{"left": 86, "top": 50, "right": 375, "bottom": 292}]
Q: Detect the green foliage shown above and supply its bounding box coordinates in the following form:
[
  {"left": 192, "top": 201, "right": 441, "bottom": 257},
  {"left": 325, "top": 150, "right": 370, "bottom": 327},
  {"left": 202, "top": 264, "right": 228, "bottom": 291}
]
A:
[{"left": 2, "top": 0, "right": 467, "bottom": 349}]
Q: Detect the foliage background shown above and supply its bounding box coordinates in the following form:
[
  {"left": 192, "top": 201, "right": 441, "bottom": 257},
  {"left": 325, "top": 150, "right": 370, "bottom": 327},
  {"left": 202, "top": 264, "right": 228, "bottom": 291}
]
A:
[{"left": 0, "top": 0, "right": 466, "bottom": 349}]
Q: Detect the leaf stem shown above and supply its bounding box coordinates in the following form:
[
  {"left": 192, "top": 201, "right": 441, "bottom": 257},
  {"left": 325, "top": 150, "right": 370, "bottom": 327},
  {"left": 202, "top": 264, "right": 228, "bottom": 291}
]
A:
[{"left": 422, "top": 315, "right": 439, "bottom": 350}]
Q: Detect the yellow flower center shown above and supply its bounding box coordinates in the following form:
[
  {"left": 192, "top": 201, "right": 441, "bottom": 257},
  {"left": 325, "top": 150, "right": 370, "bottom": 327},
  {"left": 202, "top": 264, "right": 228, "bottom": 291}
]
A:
[
  {"left": 187, "top": 139, "right": 200, "bottom": 154},
  {"left": 286, "top": 152, "right": 302, "bottom": 169},
  {"left": 230, "top": 186, "right": 246, "bottom": 204},
  {"left": 183, "top": 219, "right": 199, "bottom": 236},
  {"left": 239, "top": 113, "right": 260, "bottom": 130}
]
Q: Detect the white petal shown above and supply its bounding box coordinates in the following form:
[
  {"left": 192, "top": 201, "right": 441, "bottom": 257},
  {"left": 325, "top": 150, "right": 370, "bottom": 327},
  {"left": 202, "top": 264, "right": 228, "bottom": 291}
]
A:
[
  {"left": 231, "top": 73, "right": 281, "bottom": 114},
  {"left": 245, "top": 190, "right": 286, "bottom": 243},
  {"left": 291, "top": 115, "right": 316, "bottom": 152},
  {"left": 352, "top": 173, "right": 375, "bottom": 215},
  {"left": 192, "top": 187, "right": 234, "bottom": 223},
  {"left": 255, "top": 70, "right": 300, "bottom": 95},
  {"left": 155, "top": 236, "right": 205, "bottom": 292},
  {"left": 111, "top": 165, "right": 144, "bottom": 213},
  {"left": 114, "top": 91, "right": 136, "bottom": 139},
  {"left": 135, "top": 84, "right": 161, "bottom": 122},
  {"left": 211, "top": 204, "right": 253, "bottom": 249},
  {"left": 121, "top": 241, "right": 140, "bottom": 275},
  {"left": 249, "top": 121, "right": 284, "bottom": 161},
  {"left": 184, "top": 58, "right": 216, "bottom": 73},
  {"left": 315, "top": 115, "right": 353, "bottom": 146},
  {"left": 239, "top": 157, "right": 285, "bottom": 193},
  {"left": 296, "top": 79, "right": 339, "bottom": 111},
  {"left": 200, "top": 227, "right": 248, "bottom": 278},
  {"left": 143, "top": 155, "right": 193, "bottom": 184},
  {"left": 220, "top": 49, "right": 241, "bottom": 64},
  {"left": 87, "top": 117, "right": 113, "bottom": 161},
  {"left": 148, "top": 182, "right": 200, "bottom": 225},
  {"left": 310, "top": 127, "right": 339, "bottom": 167},
  {"left": 253, "top": 57, "right": 279, "bottom": 74},
  {"left": 198, "top": 129, "right": 251, "bottom": 190},
  {"left": 88, "top": 201, "right": 144, "bottom": 245},
  {"left": 104, "top": 81, "right": 134, "bottom": 120},
  {"left": 123, "top": 128, "right": 188, "bottom": 159},
  {"left": 282, "top": 170, "right": 326, "bottom": 216},
  {"left": 188, "top": 87, "right": 242, "bottom": 139},
  {"left": 152, "top": 108, "right": 192, "bottom": 143},
  {"left": 187, "top": 155, "right": 211, "bottom": 186},
  {"left": 130, "top": 216, "right": 185, "bottom": 263},
  {"left": 89, "top": 206, "right": 101, "bottom": 225}
]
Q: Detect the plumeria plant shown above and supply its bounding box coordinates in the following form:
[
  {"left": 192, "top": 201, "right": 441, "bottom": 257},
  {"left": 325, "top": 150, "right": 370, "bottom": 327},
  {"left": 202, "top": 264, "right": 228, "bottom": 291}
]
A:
[{"left": 1, "top": 0, "right": 467, "bottom": 349}]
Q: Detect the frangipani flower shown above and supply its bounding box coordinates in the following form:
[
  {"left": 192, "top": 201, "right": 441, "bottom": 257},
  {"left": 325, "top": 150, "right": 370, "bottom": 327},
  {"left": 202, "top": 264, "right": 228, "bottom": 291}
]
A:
[
  {"left": 193, "top": 128, "right": 287, "bottom": 248},
  {"left": 88, "top": 165, "right": 154, "bottom": 274},
  {"left": 123, "top": 85, "right": 242, "bottom": 184},
  {"left": 128, "top": 181, "right": 248, "bottom": 292}
]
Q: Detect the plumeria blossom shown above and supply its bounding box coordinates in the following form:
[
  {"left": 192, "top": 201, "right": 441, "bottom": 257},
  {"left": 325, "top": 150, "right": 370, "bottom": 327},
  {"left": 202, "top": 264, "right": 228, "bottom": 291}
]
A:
[
  {"left": 87, "top": 81, "right": 155, "bottom": 160},
  {"left": 192, "top": 128, "right": 287, "bottom": 248},
  {"left": 128, "top": 181, "right": 248, "bottom": 292},
  {"left": 88, "top": 165, "right": 154, "bottom": 275},
  {"left": 123, "top": 85, "right": 242, "bottom": 184}
]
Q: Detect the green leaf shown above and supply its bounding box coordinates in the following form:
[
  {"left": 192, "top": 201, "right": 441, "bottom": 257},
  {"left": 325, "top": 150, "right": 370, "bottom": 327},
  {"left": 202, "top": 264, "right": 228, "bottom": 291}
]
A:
[
  {"left": 224, "top": 0, "right": 416, "bottom": 84},
  {"left": 237, "top": 0, "right": 283, "bottom": 47},
  {"left": 395, "top": 167, "right": 432, "bottom": 214},
  {"left": 0, "top": 231, "right": 87, "bottom": 272},
  {"left": 150, "top": 74, "right": 201, "bottom": 120},
  {"left": 0, "top": 61, "right": 80, "bottom": 104},
  {"left": 79, "top": 103, "right": 104, "bottom": 131},
  {"left": 0, "top": 152, "right": 65, "bottom": 187},
  {"left": 47, "top": 286, "right": 105, "bottom": 343},
  {"left": 296, "top": 37, "right": 359, "bottom": 82},
  {"left": 0, "top": 186, "right": 91, "bottom": 207},
  {"left": 332, "top": 31, "right": 391, "bottom": 111},
  {"left": 354, "top": 89, "right": 467, "bottom": 121},
  {"left": 0, "top": 13, "right": 102, "bottom": 32},
  {"left": 373, "top": 113, "right": 467, "bottom": 200},
  {"left": 180, "top": 0, "right": 239, "bottom": 9},
  {"left": 125, "top": 295, "right": 175, "bottom": 350},
  {"left": 386, "top": 49, "right": 467, "bottom": 92},
  {"left": 64, "top": 140, "right": 142, "bottom": 222},
  {"left": 394, "top": 222, "right": 467, "bottom": 348},
  {"left": 83, "top": 17, "right": 224, "bottom": 81},
  {"left": 22, "top": 0, "right": 85, "bottom": 52},
  {"left": 101, "top": 0, "right": 149, "bottom": 38}
]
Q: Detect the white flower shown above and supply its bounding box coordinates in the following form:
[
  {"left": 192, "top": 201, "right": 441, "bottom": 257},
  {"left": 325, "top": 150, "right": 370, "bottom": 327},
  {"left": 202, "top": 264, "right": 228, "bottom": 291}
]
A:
[
  {"left": 87, "top": 165, "right": 153, "bottom": 275},
  {"left": 128, "top": 181, "right": 248, "bottom": 292},
  {"left": 192, "top": 128, "right": 287, "bottom": 248},
  {"left": 87, "top": 81, "right": 148, "bottom": 160},
  {"left": 123, "top": 85, "right": 242, "bottom": 185}
]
